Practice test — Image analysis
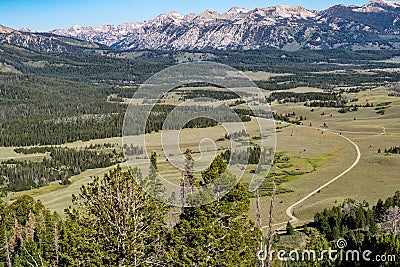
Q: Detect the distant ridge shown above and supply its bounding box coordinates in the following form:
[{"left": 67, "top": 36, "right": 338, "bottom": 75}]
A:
[
  {"left": 49, "top": 0, "right": 400, "bottom": 51},
  {"left": 2, "top": 0, "right": 400, "bottom": 51},
  {"left": 0, "top": 25, "right": 14, "bottom": 34},
  {"left": 0, "top": 26, "right": 107, "bottom": 53}
]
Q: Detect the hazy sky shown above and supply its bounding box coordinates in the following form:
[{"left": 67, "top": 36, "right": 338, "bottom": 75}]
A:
[{"left": 0, "top": 0, "right": 379, "bottom": 31}]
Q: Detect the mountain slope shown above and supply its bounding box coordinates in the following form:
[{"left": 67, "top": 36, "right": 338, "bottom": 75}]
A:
[
  {"left": 0, "top": 25, "right": 14, "bottom": 34},
  {"left": 0, "top": 25, "right": 107, "bottom": 53},
  {"left": 50, "top": 0, "right": 400, "bottom": 51}
]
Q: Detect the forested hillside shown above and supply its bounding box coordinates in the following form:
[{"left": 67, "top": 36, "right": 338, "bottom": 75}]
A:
[
  {"left": 1, "top": 159, "right": 399, "bottom": 266},
  {"left": 0, "top": 146, "right": 123, "bottom": 194},
  {"left": 0, "top": 73, "right": 128, "bottom": 146},
  {"left": 0, "top": 158, "right": 262, "bottom": 266}
]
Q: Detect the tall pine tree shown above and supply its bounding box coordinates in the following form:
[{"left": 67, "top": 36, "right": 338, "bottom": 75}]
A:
[
  {"left": 61, "top": 166, "right": 169, "bottom": 266},
  {"left": 166, "top": 156, "right": 261, "bottom": 266}
]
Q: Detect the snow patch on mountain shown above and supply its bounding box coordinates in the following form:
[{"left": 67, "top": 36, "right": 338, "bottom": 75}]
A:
[{"left": 49, "top": 1, "right": 400, "bottom": 51}]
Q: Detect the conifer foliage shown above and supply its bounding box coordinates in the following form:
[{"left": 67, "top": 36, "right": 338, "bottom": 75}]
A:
[
  {"left": 166, "top": 156, "right": 262, "bottom": 266},
  {"left": 0, "top": 196, "right": 62, "bottom": 267},
  {"left": 61, "top": 166, "right": 169, "bottom": 266}
]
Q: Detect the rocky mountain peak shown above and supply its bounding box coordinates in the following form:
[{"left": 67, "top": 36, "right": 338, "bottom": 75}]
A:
[
  {"left": 0, "top": 25, "right": 14, "bottom": 34},
  {"left": 349, "top": 0, "right": 399, "bottom": 13},
  {"left": 360, "top": 0, "right": 400, "bottom": 11},
  {"left": 226, "top": 7, "right": 250, "bottom": 14},
  {"left": 8, "top": 1, "right": 399, "bottom": 51},
  {"left": 269, "top": 5, "right": 317, "bottom": 19}
]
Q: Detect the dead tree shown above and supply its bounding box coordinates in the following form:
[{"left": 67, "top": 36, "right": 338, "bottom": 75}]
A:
[
  {"left": 266, "top": 180, "right": 276, "bottom": 267},
  {"left": 255, "top": 189, "right": 263, "bottom": 267}
]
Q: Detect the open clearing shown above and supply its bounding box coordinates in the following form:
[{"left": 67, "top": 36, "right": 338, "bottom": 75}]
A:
[
  {"left": 1, "top": 85, "right": 399, "bottom": 227},
  {"left": 262, "top": 86, "right": 324, "bottom": 98},
  {"left": 253, "top": 86, "right": 400, "bottom": 228},
  {"left": 241, "top": 71, "right": 294, "bottom": 81}
]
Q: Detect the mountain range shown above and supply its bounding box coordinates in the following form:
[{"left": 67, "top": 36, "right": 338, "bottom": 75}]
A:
[{"left": 1, "top": 0, "right": 400, "bottom": 52}]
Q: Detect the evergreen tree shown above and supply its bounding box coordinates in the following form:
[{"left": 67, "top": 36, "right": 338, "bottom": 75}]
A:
[
  {"left": 166, "top": 156, "right": 261, "bottom": 266},
  {"left": 183, "top": 149, "right": 195, "bottom": 186},
  {"left": 303, "top": 224, "right": 309, "bottom": 235},
  {"left": 0, "top": 195, "right": 60, "bottom": 266},
  {"left": 303, "top": 231, "right": 331, "bottom": 266},
  {"left": 61, "top": 166, "right": 168, "bottom": 266},
  {"left": 180, "top": 149, "right": 194, "bottom": 209},
  {"left": 148, "top": 152, "right": 165, "bottom": 200},
  {"left": 286, "top": 221, "right": 295, "bottom": 235}
]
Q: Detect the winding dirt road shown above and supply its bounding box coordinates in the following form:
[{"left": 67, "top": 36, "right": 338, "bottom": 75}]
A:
[
  {"left": 262, "top": 122, "right": 362, "bottom": 228},
  {"left": 285, "top": 125, "right": 361, "bottom": 224}
]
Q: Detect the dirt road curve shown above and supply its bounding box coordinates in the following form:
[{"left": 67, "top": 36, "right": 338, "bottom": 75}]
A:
[
  {"left": 285, "top": 123, "right": 361, "bottom": 224},
  {"left": 262, "top": 122, "right": 361, "bottom": 229}
]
